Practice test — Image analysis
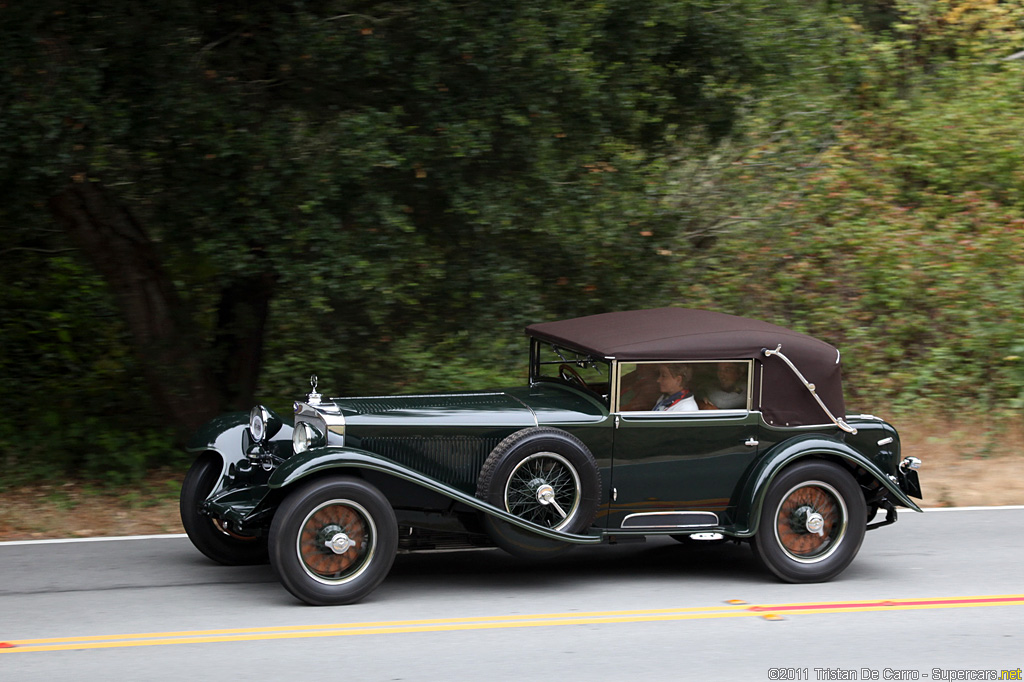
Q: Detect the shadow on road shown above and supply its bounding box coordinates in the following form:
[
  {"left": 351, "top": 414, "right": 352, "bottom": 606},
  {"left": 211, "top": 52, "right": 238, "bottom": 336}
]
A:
[{"left": 386, "top": 537, "right": 764, "bottom": 592}]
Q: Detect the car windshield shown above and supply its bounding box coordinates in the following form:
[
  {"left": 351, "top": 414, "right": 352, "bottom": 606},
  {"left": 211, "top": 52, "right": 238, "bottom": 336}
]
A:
[{"left": 531, "top": 341, "right": 611, "bottom": 400}]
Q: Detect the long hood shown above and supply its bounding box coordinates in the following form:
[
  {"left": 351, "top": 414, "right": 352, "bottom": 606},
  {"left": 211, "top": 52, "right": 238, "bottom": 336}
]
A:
[
  {"left": 332, "top": 391, "right": 537, "bottom": 429},
  {"left": 331, "top": 384, "right": 607, "bottom": 429},
  {"left": 317, "top": 386, "right": 606, "bottom": 494}
]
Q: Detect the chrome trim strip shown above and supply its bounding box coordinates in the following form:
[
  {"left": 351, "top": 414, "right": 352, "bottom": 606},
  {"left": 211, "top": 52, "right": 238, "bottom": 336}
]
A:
[
  {"left": 619, "top": 408, "right": 750, "bottom": 417},
  {"left": 610, "top": 360, "right": 621, "bottom": 414},
  {"left": 328, "top": 392, "right": 508, "bottom": 400},
  {"left": 758, "top": 362, "right": 764, "bottom": 410},
  {"left": 621, "top": 511, "right": 719, "bottom": 529},
  {"left": 616, "top": 410, "right": 843, "bottom": 432},
  {"left": 762, "top": 344, "right": 857, "bottom": 434}
]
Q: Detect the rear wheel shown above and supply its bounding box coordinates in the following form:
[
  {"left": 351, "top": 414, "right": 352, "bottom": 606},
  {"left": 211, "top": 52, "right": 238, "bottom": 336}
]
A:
[
  {"left": 180, "top": 455, "right": 269, "bottom": 565},
  {"left": 269, "top": 476, "right": 398, "bottom": 606},
  {"left": 751, "top": 460, "right": 865, "bottom": 583}
]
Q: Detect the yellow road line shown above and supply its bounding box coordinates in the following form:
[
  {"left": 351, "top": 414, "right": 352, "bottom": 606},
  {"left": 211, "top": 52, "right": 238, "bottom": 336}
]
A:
[
  {"left": 7, "top": 604, "right": 749, "bottom": 645},
  {"left": 3, "top": 594, "right": 1022, "bottom": 653}
]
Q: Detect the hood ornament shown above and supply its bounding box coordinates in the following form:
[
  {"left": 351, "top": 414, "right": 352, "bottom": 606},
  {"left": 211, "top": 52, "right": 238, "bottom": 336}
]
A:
[{"left": 307, "top": 374, "right": 322, "bottom": 405}]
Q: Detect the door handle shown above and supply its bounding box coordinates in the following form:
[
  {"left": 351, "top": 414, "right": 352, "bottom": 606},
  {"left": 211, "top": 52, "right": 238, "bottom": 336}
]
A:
[{"left": 744, "top": 437, "right": 759, "bottom": 447}]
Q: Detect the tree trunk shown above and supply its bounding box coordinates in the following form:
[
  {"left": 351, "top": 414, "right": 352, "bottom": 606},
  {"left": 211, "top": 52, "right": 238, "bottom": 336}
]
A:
[
  {"left": 213, "top": 272, "right": 275, "bottom": 411},
  {"left": 49, "top": 181, "right": 223, "bottom": 436}
]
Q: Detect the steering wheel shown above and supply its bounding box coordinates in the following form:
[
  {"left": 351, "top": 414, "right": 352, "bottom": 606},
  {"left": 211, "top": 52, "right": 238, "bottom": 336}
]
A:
[{"left": 558, "top": 363, "right": 590, "bottom": 390}]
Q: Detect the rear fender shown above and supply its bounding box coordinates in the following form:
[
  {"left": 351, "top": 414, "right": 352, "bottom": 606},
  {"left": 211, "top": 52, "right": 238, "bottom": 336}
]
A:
[{"left": 731, "top": 434, "right": 922, "bottom": 537}]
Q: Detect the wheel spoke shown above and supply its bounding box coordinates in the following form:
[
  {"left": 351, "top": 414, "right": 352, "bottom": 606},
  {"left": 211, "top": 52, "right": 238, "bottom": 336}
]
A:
[{"left": 547, "top": 499, "right": 568, "bottom": 519}]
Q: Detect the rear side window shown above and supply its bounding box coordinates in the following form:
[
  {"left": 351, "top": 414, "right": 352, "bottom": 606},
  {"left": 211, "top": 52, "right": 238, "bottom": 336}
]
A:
[{"left": 618, "top": 361, "right": 751, "bottom": 412}]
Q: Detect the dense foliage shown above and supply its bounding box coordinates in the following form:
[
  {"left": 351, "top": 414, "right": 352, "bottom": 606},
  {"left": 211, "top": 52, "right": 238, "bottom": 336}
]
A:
[
  {"left": 681, "top": 0, "right": 1024, "bottom": 409},
  {"left": 1, "top": 0, "right": 1022, "bottom": 482}
]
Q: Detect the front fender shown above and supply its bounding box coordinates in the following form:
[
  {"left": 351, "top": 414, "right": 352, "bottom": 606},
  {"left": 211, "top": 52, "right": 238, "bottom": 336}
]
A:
[
  {"left": 731, "top": 434, "right": 922, "bottom": 537},
  {"left": 186, "top": 412, "right": 293, "bottom": 503},
  {"left": 187, "top": 412, "right": 249, "bottom": 456},
  {"left": 268, "top": 446, "right": 602, "bottom": 545}
]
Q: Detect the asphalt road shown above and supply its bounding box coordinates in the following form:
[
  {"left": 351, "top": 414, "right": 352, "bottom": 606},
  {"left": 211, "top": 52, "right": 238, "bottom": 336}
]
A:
[{"left": 1, "top": 508, "right": 1022, "bottom": 682}]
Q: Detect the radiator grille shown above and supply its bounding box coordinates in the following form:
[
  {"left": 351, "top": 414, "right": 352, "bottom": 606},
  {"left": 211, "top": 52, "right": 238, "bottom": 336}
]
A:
[{"left": 360, "top": 435, "right": 500, "bottom": 491}]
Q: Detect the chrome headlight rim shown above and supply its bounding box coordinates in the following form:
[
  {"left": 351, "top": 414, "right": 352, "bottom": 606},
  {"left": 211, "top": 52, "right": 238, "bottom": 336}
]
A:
[
  {"left": 292, "top": 420, "right": 324, "bottom": 455},
  {"left": 249, "top": 405, "right": 270, "bottom": 443}
]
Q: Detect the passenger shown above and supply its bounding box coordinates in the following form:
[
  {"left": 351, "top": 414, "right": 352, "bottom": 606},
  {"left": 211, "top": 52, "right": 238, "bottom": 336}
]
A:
[
  {"left": 699, "top": 362, "right": 748, "bottom": 410},
  {"left": 652, "top": 364, "right": 699, "bottom": 412},
  {"left": 620, "top": 364, "right": 661, "bottom": 411}
]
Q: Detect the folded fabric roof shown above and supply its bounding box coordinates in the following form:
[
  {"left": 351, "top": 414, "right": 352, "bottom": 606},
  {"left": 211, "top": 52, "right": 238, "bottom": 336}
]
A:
[
  {"left": 527, "top": 308, "right": 846, "bottom": 426},
  {"left": 526, "top": 308, "right": 838, "bottom": 362}
]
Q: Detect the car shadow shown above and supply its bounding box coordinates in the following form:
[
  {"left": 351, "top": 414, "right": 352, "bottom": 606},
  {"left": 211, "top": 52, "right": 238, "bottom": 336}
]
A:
[{"left": 386, "top": 536, "right": 765, "bottom": 591}]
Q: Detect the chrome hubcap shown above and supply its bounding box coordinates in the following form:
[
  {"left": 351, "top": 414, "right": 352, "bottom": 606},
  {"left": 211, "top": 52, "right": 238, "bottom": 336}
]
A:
[
  {"left": 536, "top": 483, "right": 568, "bottom": 519},
  {"left": 325, "top": 531, "right": 355, "bottom": 554},
  {"left": 804, "top": 510, "right": 825, "bottom": 536}
]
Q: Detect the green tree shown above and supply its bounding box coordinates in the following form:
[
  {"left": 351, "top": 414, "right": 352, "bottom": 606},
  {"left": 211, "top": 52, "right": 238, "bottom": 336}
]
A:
[
  {"left": 672, "top": 0, "right": 1024, "bottom": 414},
  {"left": 0, "top": 0, "right": 810, "bottom": 457}
]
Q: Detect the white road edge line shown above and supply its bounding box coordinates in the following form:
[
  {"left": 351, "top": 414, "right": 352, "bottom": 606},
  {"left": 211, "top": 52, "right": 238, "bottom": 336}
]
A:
[
  {"left": 0, "top": 533, "right": 187, "bottom": 547},
  {"left": 918, "top": 504, "right": 1024, "bottom": 512},
  {"left": 3, "top": 505, "right": 1024, "bottom": 547}
]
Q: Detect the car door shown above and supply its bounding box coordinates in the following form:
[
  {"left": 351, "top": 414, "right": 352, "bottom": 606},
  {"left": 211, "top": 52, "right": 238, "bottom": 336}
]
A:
[{"left": 606, "top": 361, "right": 759, "bottom": 531}]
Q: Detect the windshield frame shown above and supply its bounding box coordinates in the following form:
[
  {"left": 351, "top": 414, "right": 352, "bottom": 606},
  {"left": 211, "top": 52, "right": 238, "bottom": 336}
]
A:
[{"left": 528, "top": 338, "right": 613, "bottom": 405}]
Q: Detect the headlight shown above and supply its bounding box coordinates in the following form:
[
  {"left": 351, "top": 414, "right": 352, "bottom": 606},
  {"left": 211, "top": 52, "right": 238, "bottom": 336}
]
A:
[
  {"left": 249, "top": 406, "right": 269, "bottom": 442},
  {"left": 292, "top": 421, "right": 323, "bottom": 455}
]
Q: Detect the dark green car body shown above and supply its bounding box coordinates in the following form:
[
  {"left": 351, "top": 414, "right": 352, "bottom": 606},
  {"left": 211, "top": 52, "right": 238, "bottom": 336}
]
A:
[{"left": 181, "top": 308, "right": 923, "bottom": 604}]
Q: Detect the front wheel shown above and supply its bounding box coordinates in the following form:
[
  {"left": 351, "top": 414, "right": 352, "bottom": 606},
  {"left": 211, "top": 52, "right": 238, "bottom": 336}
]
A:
[
  {"left": 751, "top": 460, "right": 866, "bottom": 583},
  {"left": 180, "top": 455, "right": 269, "bottom": 565},
  {"left": 269, "top": 476, "right": 398, "bottom": 606}
]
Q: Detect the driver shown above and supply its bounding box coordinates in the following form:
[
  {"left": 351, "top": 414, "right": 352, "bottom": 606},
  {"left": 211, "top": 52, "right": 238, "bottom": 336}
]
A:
[{"left": 652, "top": 364, "right": 698, "bottom": 412}]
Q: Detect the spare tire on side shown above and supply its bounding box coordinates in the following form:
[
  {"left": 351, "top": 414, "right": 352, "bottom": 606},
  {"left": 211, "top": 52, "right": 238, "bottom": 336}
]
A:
[{"left": 476, "top": 427, "right": 601, "bottom": 558}]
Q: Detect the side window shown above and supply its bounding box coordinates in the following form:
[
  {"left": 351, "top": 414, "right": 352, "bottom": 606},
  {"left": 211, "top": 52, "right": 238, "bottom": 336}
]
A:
[
  {"left": 618, "top": 361, "right": 751, "bottom": 412},
  {"left": 693, "top": 362, "right": 750, "bottom": 410}
]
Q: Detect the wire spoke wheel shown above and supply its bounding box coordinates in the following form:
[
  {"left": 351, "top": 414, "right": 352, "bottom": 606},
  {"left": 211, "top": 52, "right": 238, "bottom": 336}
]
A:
[
  {"left": 504, "top": 452, "right": 581, "bottom": 530},
  {"left": 476, "top": 428, "right": 601, "bottom": 558},
  {"left": 297, "top": 500, "right": 375, "bottom": 584},
  {"left": 752, "top": 460, "right": 866, "bottom": 583},
  {"left": 774, "top": 481, "right": 846, "bottom": 562},
  {"left": 270, "top": 477, "right": 398, "bottom": 605}
]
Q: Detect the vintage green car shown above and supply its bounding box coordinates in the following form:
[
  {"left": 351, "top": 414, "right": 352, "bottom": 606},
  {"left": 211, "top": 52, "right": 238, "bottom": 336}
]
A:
[{"left": 180, "top": 308, "right": 922, "bottom": 605}]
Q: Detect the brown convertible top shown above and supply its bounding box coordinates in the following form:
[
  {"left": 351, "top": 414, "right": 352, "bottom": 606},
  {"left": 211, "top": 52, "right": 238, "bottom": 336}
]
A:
[{"left": 527, "top": 308, "right": 846, "bottom": 426}]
